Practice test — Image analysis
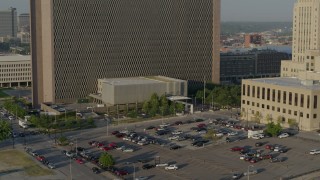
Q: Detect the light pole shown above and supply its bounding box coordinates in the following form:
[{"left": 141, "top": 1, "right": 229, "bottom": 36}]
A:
[{"left": 247, "top": 165, "right": 254, "bottom": 180}]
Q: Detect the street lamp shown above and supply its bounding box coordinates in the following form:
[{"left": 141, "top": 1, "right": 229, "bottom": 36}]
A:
[{"left": 247, "top": 165, "right": 254, "bottom": 180}]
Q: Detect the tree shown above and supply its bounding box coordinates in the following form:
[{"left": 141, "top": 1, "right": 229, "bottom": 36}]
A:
[
  {"left": 265, "top": 114, "right": 273, "bottom": 123},
  {"left": 253, "top": 111, "right": 262, "bottom": 123},
  {"left": 99, "top": 152, "right": 115, "bottom": 168},
  {"left": 176, "top": 103, "right": 184, "bottom": 112},
  {"left": 288, "top": 118, "right": 298, "bottom": 128},
  {"left": 142, "top": 101, "right": 150, "bottom": 114},
  {"left": 204, "top": 129, "right": 220, "bottom": 141},
  {"left": 149, "top": 93, "right": 159, "bottom": 116},
  {"left": 159, "top": 95, "right": 169, "bottom": 116},
  {"left": 265, "top": 122, "right": 282, "bottom": 137},
  {"left": 0, "top": 121, "right": 11, "bottom": 141},
  {"left": 277, "top": 116, "right": 284, "bottom": 124}
]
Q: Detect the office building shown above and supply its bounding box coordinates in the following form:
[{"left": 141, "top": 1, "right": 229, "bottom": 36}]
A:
[
  {"left": 0, "top": 55, "right": 32, "bottom": 87},
  {"left": 90, "top": 76, "right": 187, "bottom": 105},
  {"left": 0, "top": 8, "right": 17, "bottom": 38},
  {"left": 220, "top": 50, "right": 290, "bottom": 84},
  {"left": 241, "top": 0, "right": 320, "bottom": 131},
  {"left": 30, "top": 0, "right": 221, "bottom": 106},
  {"left": 244, "top": 34, "right": 262, "bottom": 48},
  {"left": 18, "top": 13, "right": 30, "bottom": 32}
]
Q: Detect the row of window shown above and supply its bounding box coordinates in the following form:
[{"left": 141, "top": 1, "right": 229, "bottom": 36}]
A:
[
  {"left": 0, "top": 77, "right": 31, "bottom": 81},
  {"left": 243, "top": 100, "right": 317, "bottom": 119},
  {"left": 242, "top": 84, "right": 318, "bottom": 109},
  {"left": 0, "top": 64, "right": 30, "bottom": 68},
  {"left": 0, "top": 73, "right": 31, "bottom": 77}
]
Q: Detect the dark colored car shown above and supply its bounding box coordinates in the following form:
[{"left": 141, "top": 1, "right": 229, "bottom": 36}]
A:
[
  {"left": 61, "top": 150, "right": 67, "bottom": 155},
  {"left": 250, "top": 157, "right": 259, "bottom": 163},
  {"left": 170, "top": 145, "right": 182, "bottom": 150},
  {"left": 194, "top": 142, "right": 204, "bottom": 147},
  {"left": 270, "top": 157, "right": 284, "bottom": 163},
  {"left": 92, "top": 167, "right": 100, "bottom": 174},
  {"left": 255, "top": 142, "right": 263, "bottom": 147},
  {"left": 231, "top": 146, "right": 244, "bottom": 152},
  {"left": 19, "top": 132, "right": 25, "bottom": 137},
  {"left": 76, "top": 147, "right": 85, "bottom": 152},
  {"left": 115, "top": 170, "right": 129, "bottom": 176},
  {"left": 195, "top": 119, "right": 204, "bottom": 122},
  {"left": 197, "top": 123, "right": 206, "bottom": 128},
  {"left": 279, "top": 148, "right": 288, "bottom": 153},
  {"left": 142, "top": 164, "right": 155, "bottom": 169},
  {"left": 145, "top": 126, "right": 156, "bottom": 130},
  {"left": 138, "top": 159, "right": 151, "bottom": 163},
  {"left": 111, "top": 131, "right": 120, "bottom": 135},
  {"left": 174, "top": 121, "right": 183, "bottom": 125},
  {"left": 88, "top": 141, "right": 96, "bottom": 146},
  {"left": 116, "top": 133, "right": 125, "bottom": 138},
  {"left": 239, "top": 149, "right": 250, "bottom": 155}
]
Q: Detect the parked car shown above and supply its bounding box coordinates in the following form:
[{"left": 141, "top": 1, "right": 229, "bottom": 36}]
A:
[
  {"left": 168, "top": 135, "right": 180, "bottom": 140},
  {"left": 75, "top": 158, "right": 84, "bottom": 164},
  {"left": 144, "top": 126, "right": 156, "bottom": 130},
  {"left": 228, "top": 131, "right": 238, "bottom": 136},
  {"left": 231, "top": 146, "right": 244, "bottom": 152},
  {"left": 92, "top": 167, "right": 100, "bottom": 174},
  {"left": 174, "top": 121, "right": 183, "bottom": 125},
  {"left": 255, "top": 142, "right": 263, "bottom": 147},
  {"left": 310, "top": 149, "right": 320, "bottom": 155},
  {"left": 265, "top": 144, "right": 274, "bottom": 150},
  {"left": 111, "top": 131, "right": 120, "bottom": 135},
  {"left": 156, "top": 163, "right": 169, "bottom": 167},
  {"left": 101, "top": 146, "right": 112, "bottom": 151},
  {"left": 172, "top": 131, "right": 183, "bottom": 135},
  {"left": 249, "top": 157, "right": 260, "bottom": 163},
  {"left": 135, "top": 176, "right": 149, "bottom": 180},
  {"left": 170, "top": 145, "right": 182, "bottom": 150},
  {"left": 270, "top": 157, "right": 284, "bottom": 163},
  {"left": 165, "top": 164, "right": 178, "bottom": 170},
  {"left": 36, "top": 155, "right": 45, "bottom": 162},
  {"left": 232, "top": 172, "right": 243, "bottom": 179},
  {"left": 260, "top": 154, "right": 273, "bottom": 160},
  {"left": 278, "top": 133, "right": 289, "bottom": 138},
  {"left": 115, "top": 170, "right": 129, "bottom": 176},
  {"left": 47, "top": 163, "right": 56, "bottom": 169},
  {"left": 31, "top": 151, "right": 39, "bottom": 157},
  {"left": 142, "top": 164, "right": 155, "bottom": 169},
  {"left": 243, "top": 169, "right": 258, "bottom": 176},
  {"left": 122, "top": 148, "right": 134, "bottom": 152}
]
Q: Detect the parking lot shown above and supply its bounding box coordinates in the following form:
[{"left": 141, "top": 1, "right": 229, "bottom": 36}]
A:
[{"left": 3, "top": 110, "right": 320, "bottom": 180}]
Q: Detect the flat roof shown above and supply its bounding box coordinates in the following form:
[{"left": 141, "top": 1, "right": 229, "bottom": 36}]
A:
[
  {"left": 99, "top": 76, "right": 185, "bottom": 86},
  {"left": 0, "top": 55, "right": 31, "bottom": 62},
  {"left": 247, "top": 77, "right": 320, "bottom": 90}
]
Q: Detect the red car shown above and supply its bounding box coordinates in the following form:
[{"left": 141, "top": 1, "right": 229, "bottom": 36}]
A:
[
  {"left": 102, "top": 146, "right": 112, "bottom": 151},
  {"left": 36, "top": 155, "right": 45, "bottom": 162},
  {"left": 112, "top": 131, "right": 120, "bottom": 135},
  {"left": 231, "top": 146, "right": 244, "bottom": 152},
  {"left": 76, "top": 158, "right": 84, "bottom": 164},
  {"left": 250, "top": 158, "right": 259, "bottom": 163},
  {"left": 115, "top": 170, "right": 129, "bottom": 176},
  {"left": 197, "top": 123, "right": 206, "bottom": 128},
  {"left": 265, "top": 145, "right": 274, "bottom": 150},
  {"left": 96, "top": 142, "right": 104, "bottom": 148},
  {"left": 260, "top": 154, "right": 273, "bottom": 160},
  {"left": 108, "top": 142, "right": 117, "bottom": 148}
]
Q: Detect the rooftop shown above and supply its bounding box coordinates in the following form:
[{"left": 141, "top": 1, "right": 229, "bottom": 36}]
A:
[
  {"left": 99, "top": 76, "right": 185, "bottom": 86},
  {"left": 0, "top": 55, "right": 30, "bottom": 62},
  {"left": 248, "top": 77, "right": 320, "bottom": 90}
]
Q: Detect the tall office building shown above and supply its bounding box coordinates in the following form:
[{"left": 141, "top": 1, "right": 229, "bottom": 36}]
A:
[
  {"left": 241, "top": 0, "right": 320, "bottom": 131},
  {"left": 31, "top": 0, "right": 221, "bottom": 105},
  {"left": 18, "top": 13, "right": 30, "bottom": 32},
  {"left": 0, "top": 7, "right": 17, "bottom": 38}
]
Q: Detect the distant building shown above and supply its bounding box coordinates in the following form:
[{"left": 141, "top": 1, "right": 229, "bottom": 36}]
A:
[
  {"left": 17, "top": 32, "right": 30, "bottom": 44},
  {"left": 220, "top": 50, "right": 290, "bottom": 84},
  {"left": 241, "top": 0, "right": 320, "bottom": 131},
  {"left": 30, "top": 0, "right": 221, "bottom": 105},
  {"left": 18, "top": 13, "right": 30, "bottom": 32},
  {"left": 0, "top": 55, "right": 32, "bottom": 87},
  {"left": 0, "top": 8, "right": 17, "bottom": 38},
  {"left": 244, "top": 34, "right": 262, "bottom": 48},
  {"left": 90, "top": 76, "right": 187, "bottom": 105}
]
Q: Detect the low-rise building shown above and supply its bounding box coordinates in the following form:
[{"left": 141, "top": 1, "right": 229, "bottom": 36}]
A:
[{"left": 0, "top": 55, "right": 32, "bottom": 87}]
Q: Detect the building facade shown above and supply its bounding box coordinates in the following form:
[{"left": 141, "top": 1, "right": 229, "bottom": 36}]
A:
[
  {"left": 18, "top": 13, "right": 30, "bottom": 32},
  {"left": 30, "top": 0, "right": 221, "bottom": 106},
  {"left": 241, "top": 0, "right": 320, "bottom": 131},
  {"left": 0, "top": 8, "right": 17, "bottom": 38},
  {"left": 0, "top": 55, "right": 32, "bottom": 87},
  {"left": 92, "top": 76, "right": 187, "bottom": 105},
  {"left": 220, "top": 50, "right": 290, "bottom": 84},
  {"left": 244, "top": 34, "right": 262, "bottom": 48}
]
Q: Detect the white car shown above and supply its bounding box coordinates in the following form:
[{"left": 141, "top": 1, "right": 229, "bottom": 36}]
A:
[
  {"left": 137, "top": 141, "right": 149, "bottom": 146},
  {"left": 122, "top": 148, "right": 134, "bottom": 152},
  {"left": 198, "top": 130, "right": 207, "bottom": 134},
  {"left": 310, "top": 149, "right": 320, "bottom": 155},
  {"left": 66, "top": 151, "right": 75, "bottom": 157},
  {"left": 244, "top": 169, "right": 258, "bottom": 176},
  {"left": 165, "top": 164, "right": 178, "bottom": 170},
  {"left": 172, "top": 131, "right": 183, "bottom": 135},
  {"left": 8, "top": 116, "right": 14, "bottom": 121},
  {"left": 215, "top": 132, "right": 224, "bottom": 137},
  {"left": 252, "top": 134, "right": 264, "bottom": 139},
  {"left": 116, "top": 146, "right": 126, "bottom": 150},
  {"left": 240, "top": 155, "right": 246, "bottom": 160},
  {"left": 168, "top": 135, "right": 179, "bottom": 140},
  {"left": 156, "top": 163, "right": 169, "bottom": 167},
  {"left": 47, "top": 163, "right": 56, "bottom": 169},
  {"left": 159, "top": 123, "right": 170, "bottom": 128},
  {"left": 278, "top": 133, "right": 289, "bottom": 138},
  {"left": 228, "top": 131, "right": 238, "bottom": 136}
]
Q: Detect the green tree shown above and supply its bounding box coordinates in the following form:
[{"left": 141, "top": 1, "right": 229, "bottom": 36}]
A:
[
  {"left": 99, "top": 152, "right": 115, "bottom": 168},
  {"left": 288, "top": 118, "right": 298, "bottom": 128},
  {"left": 204, "top": 129, "right": 220, "bottom": 141},
  {"left": 253, "top": 111, "right": 262, "bottom": 123},
  {"left": 149, "top": 93, "right": 159, "bottom": 116},
  {"left": 159, "top": 95, "right": 169, "bottom": 116},
  {"left": 176, "top": 103, "right": 184, "bottom": 112},
  {"left": 265, "top": 122, "right": 282, "bottom": 137},
  {"left": 277, "top": 116, "right": 284, "bottom": 124},
  {"left": 0, "top": 121, "right": 11, "bottom": 141},
  {"left": 142, "top": 101, "right": 150, "bottom": 114},
  {"left": 265, "top": 114, "right": 273, "bottom": 123}
]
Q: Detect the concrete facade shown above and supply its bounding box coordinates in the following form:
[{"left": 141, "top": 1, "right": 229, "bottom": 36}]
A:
[
  {"left": 0, "top": 8, "right": 17, "bottom": 38},
  {"left": 0, "top": 55, "right": 32, "bottom": 87},
  {"left": 94, "top": 76, "right": 187, "bottom": 105},
  {"left": 241, "top": 0, "right": 320, "bottom": 131},
  {"left": 30, "top": 0, "right": 221, "bottom": 106}
]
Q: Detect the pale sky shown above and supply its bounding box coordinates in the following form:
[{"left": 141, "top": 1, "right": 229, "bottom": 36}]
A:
[{"left": 0, "top": 0, "right": 295, "bottom": 22}]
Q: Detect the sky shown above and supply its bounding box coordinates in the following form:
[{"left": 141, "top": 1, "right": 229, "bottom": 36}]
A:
[{"left": 0, "top": 0, "right": 295, "bottom": 22}]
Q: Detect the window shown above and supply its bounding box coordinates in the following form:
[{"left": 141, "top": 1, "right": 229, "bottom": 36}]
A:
[
  {"left": 314, "top": 95, "right": 318, "bottom": 109},
  {"left": 247, "top": 101, "right": 250, "bottom": 105},
  {"left": 242, "top": 100, "right": 245, "bottom": 104},
  {"left": 257, "top": 87, "right": 260, "bottom": 98},
  {"left": 267, "top": 105, "right": 270, "bottom": 110},
  {"left": 277, "top": 90, "right": 281, "bottom": 103},
  {"left": 300, "top": 112, "right": 303, "bottom": 117},
  {"left": 314, "top": 114, "right": 317, "bottom": 119},
  {"left": 242, "top": 84, "right": 246, "bottom": 96},
  {"left": 247, "top": 85, "right": 250, "bottom": 97},
  {"left": 307, "top": 114, "right": 309, "bottom": 118},
  {"left": 267, "top": 88, "right": 270, "bottom": 100},
  {"left": 283, "top": 91, "right": 287, "bottom": 104},
  {"left": 257, "top": 103, "right": 259, "bottom": 107},
  {"left": 307, "top": 95, "right": 310, "bottom": 108},
  {"left": 294, "top": 93, "right": 298, "bottom": 106},
  {"left": 252, "top": 102, "right": 255, "bottom": 106},
  {"left": 262, "top": 88, "right": 265, "bottom": 99},
  {"left": 262, "top": 104, "right": 265, "bottom": 108},
  {"left": 272, "top": 106, "right": 275, "bottom": 111},
  {"left": 272, "top": 89, "right": 275, "bottom": 102},
  {"left": 300, "top": 94, "right": 304, "bottom": 107},
  {"left": 277, "top": 107, "right": 280, "bottom": 112},
  {"left": 288, "top": 110, "right": 291, "bottom": 115},
  {"left": 294, "top": 111, "right": 297, "bottom": 116},
  {"left": 252, "top": 86, "right": 255, "bottom": 98},
  {"left": 289, "top": 92, "right": 292, "bottom": 105},
  {"left": 283, "top": 109, "right": 286, "bottom": 113}
]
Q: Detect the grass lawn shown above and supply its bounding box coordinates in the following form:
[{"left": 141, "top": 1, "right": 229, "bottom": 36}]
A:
[{"left": 0, "top": 149, "right": 54, "bottom": 176}]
